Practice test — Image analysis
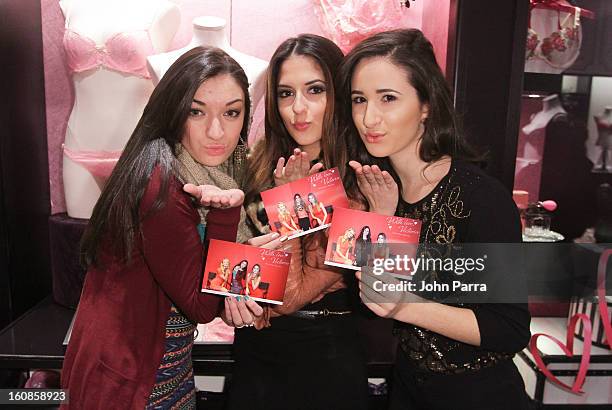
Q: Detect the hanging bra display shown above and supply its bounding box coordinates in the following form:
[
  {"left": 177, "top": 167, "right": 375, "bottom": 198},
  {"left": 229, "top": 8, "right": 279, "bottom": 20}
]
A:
[
  {"left": 524, "top": 0, "right": 596, "bottom": 73},
  {"left": 525, "top": 6, "right": 581, "bottom": 70}
]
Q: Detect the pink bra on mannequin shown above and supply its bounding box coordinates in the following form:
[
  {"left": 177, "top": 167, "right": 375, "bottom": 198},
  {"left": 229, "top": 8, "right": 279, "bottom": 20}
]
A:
[
  {"left": 313, "top": 0, "right": 410, "bottom": 53},
  {"left": 525, "top": 9, "right": 581, "bottom": 69},
  {"left": 63, "top": 29, "right": 155, "bottom": 79}
]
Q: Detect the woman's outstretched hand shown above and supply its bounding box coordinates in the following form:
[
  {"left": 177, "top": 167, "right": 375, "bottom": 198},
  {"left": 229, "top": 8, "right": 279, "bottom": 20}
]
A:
[
  {"left": 273, "top": 148, "right": 324, "bottom": 186},
  {"left": 183, "top": 184, "right": 245, "bottom": 209},
  {"left": 348, "top": 161, "right": 398, "bottom": 216}
]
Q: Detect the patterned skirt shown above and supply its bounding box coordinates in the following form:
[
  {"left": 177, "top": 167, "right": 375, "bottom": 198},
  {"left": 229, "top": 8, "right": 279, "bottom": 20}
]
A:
[{"left": 146, "top": 305, "right": 197, "bottom": 410}]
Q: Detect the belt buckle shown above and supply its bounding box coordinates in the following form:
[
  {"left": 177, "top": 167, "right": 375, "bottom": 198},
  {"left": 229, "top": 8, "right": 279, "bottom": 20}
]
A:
[{"left": 322, "top": 308, "right": 330, "bottom": 317}]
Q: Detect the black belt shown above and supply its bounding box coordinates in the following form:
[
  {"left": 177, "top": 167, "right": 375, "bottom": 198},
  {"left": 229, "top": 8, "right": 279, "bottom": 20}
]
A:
[{"left": 291, "top": 309, "right": 352, "bottom": 320}]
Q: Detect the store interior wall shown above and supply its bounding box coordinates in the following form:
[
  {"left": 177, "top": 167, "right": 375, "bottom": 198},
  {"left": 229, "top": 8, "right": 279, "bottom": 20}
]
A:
[{"left": 421, "top": 0, "right": 451, "bottom": 75}]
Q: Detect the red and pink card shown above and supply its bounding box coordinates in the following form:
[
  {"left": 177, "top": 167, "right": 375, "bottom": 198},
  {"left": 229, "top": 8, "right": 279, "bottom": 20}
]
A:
[
  {"left": 201, "top": 239, "right": 291, "bottom": 305},
  {"left": 260, "top": 168, "right": 349, "bottom": 239},
  {"left": 324, "top": 207, "right": 421, "bottom": 275}
]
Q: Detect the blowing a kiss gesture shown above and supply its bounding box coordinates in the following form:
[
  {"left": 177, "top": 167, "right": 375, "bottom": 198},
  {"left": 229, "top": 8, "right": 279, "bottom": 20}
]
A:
[{"left": 348, "top": 161, "right": 399, "bottom": 216}]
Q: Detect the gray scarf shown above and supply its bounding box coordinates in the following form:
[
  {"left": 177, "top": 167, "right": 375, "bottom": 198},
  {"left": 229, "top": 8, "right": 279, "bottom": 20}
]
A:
[{"left": 175, "top": 143, "right": 251, "bottom": 243}]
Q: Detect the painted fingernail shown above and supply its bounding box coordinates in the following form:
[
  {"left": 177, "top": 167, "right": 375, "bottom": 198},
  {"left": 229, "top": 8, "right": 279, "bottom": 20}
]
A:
[
  {"left": 245, "top": 295, "right": 250, "bottom": 301},
  {"left": 236, "top": 296, "right": 242, "bottom": 302}
]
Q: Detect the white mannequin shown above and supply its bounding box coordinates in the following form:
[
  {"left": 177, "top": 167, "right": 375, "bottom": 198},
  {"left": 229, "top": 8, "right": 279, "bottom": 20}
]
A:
[
  {"left": 147, "top": 16, "right": 268, "bottom": 109},
  {"left": 522, "top": 94, "right": 567, "bottom": 135},
  {"left": 593, "top": 106, "right": 612, "bottom": 171},
  {"left": 60, "top": 0, "right": 180, "bottom": 218}
]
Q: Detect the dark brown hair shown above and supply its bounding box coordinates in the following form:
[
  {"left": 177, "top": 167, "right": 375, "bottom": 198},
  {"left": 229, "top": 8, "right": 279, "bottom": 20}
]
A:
[
  {"left": 337, "top": 29, "right": 479, "bottom": 202},
  {"left": 243, "top": 34, "right": 344, "bottom": 206},
  {"left": 82, "top": 46, "right": 250, "bottom": 267}
]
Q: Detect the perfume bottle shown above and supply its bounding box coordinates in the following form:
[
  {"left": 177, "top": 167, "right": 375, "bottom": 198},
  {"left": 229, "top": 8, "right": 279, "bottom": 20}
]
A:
[{"left": 523, "top": 200, "right": 558, "bottom": 240}]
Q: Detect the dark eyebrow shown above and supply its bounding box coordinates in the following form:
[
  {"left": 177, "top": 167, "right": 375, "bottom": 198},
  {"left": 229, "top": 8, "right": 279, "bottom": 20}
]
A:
[
  {"left": 192, "top": 98, "right": 244, "bottom": 106},
  {"left": 350, "top": 88, "right": 402, "bottom": 95},
  {"left": 376, "top": 88, "right": 402, "bottom": 94},
  {"left": 278, "top": 78, "right": 326, "bottom": 88},
  {"left": 305, "top": 79, "right": 326, "bottom": 86}
]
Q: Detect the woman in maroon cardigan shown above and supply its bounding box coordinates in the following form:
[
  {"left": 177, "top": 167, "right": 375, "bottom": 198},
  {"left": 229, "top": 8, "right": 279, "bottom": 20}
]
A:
[{"left": 61, "top": 47, "right": 264, "bottom": 409}]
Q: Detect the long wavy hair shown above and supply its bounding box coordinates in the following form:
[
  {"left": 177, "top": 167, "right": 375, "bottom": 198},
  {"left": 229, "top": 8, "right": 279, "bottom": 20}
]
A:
[
  {"left": 356, "top": 225, "right": 371, "bottom": 245},
  {"left": 243, "top": 34, "right": 344, "bottom": 206},
  {"left": 81, "top": 47, "right": 250, "bottom": 267},
  {"left": 233, "top": 260, "right": 249, "bottom": 282},
  {"left": 337, "top": 29, "right": 480, "bottom": 204},
  {"left": 293, "top": 193, "right": 306, "bottom": 215}
]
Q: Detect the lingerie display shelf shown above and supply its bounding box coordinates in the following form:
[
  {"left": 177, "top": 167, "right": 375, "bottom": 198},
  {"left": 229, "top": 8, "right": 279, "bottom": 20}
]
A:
[
  {"left": 0, "top": 296, "right": 395, "bottom": 379},
  {"left": 515, "top": 317, "right": 612, "bottom": 408}
]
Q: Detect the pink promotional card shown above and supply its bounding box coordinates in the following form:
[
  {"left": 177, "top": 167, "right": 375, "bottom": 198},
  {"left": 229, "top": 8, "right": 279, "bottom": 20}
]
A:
[
  {"left": 260, "top": 168, "right": 349, "bottom": 239},
  {"left": 201, "top": 239, "right": 291, "bottom": 305},
  {"left": 324, "top": 207, "right": 421, "bottom": 276}
]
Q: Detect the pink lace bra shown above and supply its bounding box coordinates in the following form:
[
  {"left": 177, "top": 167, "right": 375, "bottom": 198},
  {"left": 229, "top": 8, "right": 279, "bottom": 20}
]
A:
[
  {"left": 313, "top": 0, "right": 410, "bottom": 53},
  {"left": 63, "top": 28, "right": 154, "bottom": 79},
  {"left": 525, "top": 9, "right": 581, "bottom": 69}
]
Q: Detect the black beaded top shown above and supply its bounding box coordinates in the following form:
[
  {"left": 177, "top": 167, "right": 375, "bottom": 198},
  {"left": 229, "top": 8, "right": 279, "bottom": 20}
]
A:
[{"left": 393, "top": 158, "right": 531, "bottom": 374}]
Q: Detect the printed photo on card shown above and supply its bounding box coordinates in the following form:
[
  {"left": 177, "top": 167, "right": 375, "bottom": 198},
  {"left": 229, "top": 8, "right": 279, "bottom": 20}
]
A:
[
  {"left": 201, "top": 239, "right": 291, "bottom": 305},
  {"left": 260, "top": 168, "right": 349, "bottom": 239},
  {"left": 324, "top": 207, "right": 421, "bottom": 277}
]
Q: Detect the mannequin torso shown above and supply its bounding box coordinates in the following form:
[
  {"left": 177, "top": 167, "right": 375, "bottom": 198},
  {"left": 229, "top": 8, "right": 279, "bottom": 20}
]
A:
[
  {"left": 147, "top": 16, "right": 268, "bottom": 108},
  {"left": 60, "top": 0, "right": 179, "bottom": 218},
  {"left": 594, "top": 107, "right": 612, "bottom": 149},
  {"left": 522, "top": 94, "right": 567, "bottom": 136},
  {"left": 593, "top": 107, "right": 612, "bottom": 171}
]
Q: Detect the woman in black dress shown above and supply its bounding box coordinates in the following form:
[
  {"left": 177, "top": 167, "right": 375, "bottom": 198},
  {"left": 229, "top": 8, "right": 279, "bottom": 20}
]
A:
[
  {"left": 354, "top": 225, "right": 372, "bottom": 267},
  {"left": 338, "top": 29, "right": 531, "bottom": 410}
]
